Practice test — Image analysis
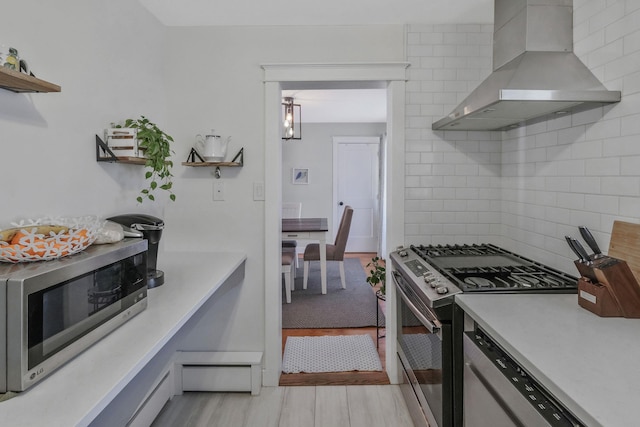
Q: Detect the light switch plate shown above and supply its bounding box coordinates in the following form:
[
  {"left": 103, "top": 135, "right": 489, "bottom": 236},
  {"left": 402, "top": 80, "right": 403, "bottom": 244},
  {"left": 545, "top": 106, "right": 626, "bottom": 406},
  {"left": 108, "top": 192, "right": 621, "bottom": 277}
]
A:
[
  {"left": 213, "top": 181, "right": 225, "bottom": 201},
  {"left": 253, "top": 182, "right": 265, "bottom": 201}
]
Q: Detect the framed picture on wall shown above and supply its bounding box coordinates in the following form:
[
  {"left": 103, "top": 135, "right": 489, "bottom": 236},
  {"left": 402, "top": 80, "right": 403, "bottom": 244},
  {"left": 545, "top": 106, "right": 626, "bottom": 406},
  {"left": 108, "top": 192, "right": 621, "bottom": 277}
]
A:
[{"left": 292, "top": 168, "right": 309, "bottom": 185}]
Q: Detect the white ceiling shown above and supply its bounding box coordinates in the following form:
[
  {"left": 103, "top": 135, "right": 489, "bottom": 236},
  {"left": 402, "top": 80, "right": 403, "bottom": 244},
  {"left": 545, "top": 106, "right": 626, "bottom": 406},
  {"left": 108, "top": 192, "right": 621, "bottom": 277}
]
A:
[{"left": 138, "top": 0, "right": 494, "bottom": 122}]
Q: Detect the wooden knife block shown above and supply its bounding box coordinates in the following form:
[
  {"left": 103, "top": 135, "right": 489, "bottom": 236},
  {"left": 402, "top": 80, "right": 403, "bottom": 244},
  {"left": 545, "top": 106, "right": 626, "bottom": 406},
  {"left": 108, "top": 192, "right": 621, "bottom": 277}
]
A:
[{"left": 576, "top": 259, "right": 640, "bottom": 318}]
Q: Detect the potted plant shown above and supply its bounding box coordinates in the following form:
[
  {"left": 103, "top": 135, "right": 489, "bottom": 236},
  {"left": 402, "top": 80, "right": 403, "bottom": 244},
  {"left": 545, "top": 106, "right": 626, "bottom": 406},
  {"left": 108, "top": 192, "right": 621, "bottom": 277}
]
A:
[
  {"left": 117, "top": 116, "right": 176, "bottom": 203},
  {"left": 366, "top": 256, "right": 386, "bottom": 298}
]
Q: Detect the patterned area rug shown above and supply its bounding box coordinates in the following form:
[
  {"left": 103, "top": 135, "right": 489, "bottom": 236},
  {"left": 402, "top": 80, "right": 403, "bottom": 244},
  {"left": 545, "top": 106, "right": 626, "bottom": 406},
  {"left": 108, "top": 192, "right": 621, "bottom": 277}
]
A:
[
  {"left": 282, "top": 258, "right": 385, "bottom": 328},
  {"left": 282, "top": 335, "right": 383, "bottom": 374}
]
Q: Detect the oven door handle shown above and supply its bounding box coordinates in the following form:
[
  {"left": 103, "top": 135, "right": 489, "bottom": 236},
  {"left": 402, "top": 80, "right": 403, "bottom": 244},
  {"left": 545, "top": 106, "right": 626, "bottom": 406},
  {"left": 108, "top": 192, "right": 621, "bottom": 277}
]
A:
[{"left": 392, "top": 272, "right": 442, "bottom": 334}]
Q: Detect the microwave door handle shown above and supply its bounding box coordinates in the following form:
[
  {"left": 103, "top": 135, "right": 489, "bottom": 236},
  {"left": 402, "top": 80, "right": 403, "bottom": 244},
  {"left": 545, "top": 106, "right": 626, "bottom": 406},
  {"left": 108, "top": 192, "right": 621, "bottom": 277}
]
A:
[{"left": 393, "top": 273, "right": 442, "bottom": 334}]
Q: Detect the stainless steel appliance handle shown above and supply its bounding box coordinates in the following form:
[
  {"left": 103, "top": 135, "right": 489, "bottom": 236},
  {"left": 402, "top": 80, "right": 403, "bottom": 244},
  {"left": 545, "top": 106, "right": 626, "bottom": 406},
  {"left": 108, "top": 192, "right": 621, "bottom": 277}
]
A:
[{"left": 392, "top": 272, "right": 442, "bottom": 334}]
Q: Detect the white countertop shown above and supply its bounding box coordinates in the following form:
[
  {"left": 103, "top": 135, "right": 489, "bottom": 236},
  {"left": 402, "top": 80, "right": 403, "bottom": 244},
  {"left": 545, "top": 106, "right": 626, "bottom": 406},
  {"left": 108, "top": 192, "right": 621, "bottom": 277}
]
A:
[
  {"left": 456, "top": 293, "right": 640, "bottom": 427},
  {"left": 0, "top": 249, "right": 247, "bottom": 427}
]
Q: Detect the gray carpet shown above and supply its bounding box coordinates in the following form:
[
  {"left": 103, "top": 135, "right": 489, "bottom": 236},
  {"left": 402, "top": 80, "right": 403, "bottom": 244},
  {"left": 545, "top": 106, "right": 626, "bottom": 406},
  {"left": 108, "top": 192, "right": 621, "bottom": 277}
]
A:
[{"left": 282, "top": 258, "right": 386, "bottom": 329}]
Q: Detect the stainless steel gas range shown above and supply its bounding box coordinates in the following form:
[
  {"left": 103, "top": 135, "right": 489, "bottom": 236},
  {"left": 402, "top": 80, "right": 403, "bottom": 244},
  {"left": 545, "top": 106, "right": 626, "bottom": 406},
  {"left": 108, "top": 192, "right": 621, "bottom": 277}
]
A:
[{"left": 390, "top": 244, "right": 577, "bottom": 427}]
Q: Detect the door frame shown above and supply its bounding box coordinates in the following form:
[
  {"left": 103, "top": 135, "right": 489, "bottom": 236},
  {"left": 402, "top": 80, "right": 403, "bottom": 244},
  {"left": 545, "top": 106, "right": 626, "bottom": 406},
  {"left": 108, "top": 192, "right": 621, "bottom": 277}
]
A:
[
  {"left": 333, "top": 135, "right": 382, "bottom": 253},
  {"left": 262, "top": 62, "right": 408, "bottom": 387}
]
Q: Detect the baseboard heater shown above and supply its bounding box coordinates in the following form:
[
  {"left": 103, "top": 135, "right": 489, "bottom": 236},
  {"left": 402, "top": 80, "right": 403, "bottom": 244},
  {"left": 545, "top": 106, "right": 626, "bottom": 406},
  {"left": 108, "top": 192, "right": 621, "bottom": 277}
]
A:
[{"left": 176, "top": 351, "right": 263, "bottom": 396}]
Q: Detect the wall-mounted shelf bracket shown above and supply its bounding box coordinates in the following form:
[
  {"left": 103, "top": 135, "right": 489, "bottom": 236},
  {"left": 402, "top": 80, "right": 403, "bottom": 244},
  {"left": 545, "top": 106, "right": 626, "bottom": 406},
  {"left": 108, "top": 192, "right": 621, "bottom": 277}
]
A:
[
  {"left": 96, "top": 134, "right": 118, "bottom": 162},
  {"left": 185, "top": 147, "right": 206, "bottom": 163},
  {"left": 182, "top": 147, "right": 244, "bottom": 179}
]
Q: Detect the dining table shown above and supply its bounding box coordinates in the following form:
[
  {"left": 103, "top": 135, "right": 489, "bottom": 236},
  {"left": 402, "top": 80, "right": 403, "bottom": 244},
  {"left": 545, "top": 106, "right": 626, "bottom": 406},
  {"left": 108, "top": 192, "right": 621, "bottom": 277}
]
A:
[{"left": 282, "top": 217, "right": 329, "bottom": 294}]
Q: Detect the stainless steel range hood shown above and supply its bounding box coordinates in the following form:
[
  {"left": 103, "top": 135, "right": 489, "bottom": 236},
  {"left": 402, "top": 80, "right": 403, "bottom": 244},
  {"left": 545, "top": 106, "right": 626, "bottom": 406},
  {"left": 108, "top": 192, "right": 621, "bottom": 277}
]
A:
[{"left": 432, "top": 0, "right": 621, "bottom": 131}]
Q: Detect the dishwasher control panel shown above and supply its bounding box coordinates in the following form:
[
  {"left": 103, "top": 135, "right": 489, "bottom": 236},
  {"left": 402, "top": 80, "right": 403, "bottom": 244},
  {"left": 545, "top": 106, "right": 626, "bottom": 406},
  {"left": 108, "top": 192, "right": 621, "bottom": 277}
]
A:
[{"left": 467, "top": 328, "right": 584, "bottom": 427}]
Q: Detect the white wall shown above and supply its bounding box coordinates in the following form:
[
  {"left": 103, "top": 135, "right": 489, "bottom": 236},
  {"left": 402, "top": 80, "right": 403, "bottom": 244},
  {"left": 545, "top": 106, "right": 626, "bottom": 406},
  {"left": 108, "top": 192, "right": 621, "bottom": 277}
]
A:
[
  {"left": 282, "top": 122, "right": 386, "bottom": 238},
  {"left": 0, "top": 0, "right": 168, "bottom": 221},
  {"left": 405, "top": 23, "right": 503, "bottom": 247},
  {"left": 160, "top": 25, "right": 405, "bottom": 353}
]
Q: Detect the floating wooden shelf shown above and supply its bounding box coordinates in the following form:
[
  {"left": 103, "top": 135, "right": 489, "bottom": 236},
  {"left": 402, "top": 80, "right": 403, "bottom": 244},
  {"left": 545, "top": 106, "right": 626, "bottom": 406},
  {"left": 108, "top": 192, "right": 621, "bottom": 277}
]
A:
[
  {"left": 0, "top": 67, "right": 61, "bottom": 93},
  {"left": 95, "top": 135, "right": 148, "bottom": 165},
  {"left": 182, "top": 147, "right": 244, "bottom": 168}
]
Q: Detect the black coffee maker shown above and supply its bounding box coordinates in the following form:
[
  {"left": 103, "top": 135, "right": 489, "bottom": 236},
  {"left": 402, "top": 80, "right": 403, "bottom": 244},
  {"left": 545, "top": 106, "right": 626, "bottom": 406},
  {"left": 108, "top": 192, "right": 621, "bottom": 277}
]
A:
[{"left": 108, "top": 214, "right": 165, "bottom": 288}]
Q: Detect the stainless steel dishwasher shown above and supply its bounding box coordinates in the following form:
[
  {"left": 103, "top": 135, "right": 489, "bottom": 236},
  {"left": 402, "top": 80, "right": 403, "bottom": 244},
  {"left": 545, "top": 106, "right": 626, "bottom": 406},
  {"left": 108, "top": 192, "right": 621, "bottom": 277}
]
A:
[{"left": 463, "top": 327, "right": 584, "bottom": 427}]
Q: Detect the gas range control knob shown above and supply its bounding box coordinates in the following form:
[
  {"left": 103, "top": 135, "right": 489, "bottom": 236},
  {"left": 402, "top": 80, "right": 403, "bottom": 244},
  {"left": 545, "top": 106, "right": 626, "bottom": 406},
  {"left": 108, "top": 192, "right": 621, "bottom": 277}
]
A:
[
  {"left": 398, "top": 250, "right": 408, "bottom": 257},
  {"left": 435, "top": 286, "right": 449, "bottom": 295}
]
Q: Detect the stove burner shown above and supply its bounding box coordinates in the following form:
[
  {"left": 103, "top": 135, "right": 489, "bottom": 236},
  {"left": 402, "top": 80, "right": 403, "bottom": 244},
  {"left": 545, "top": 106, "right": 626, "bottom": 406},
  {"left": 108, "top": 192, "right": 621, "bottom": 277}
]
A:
[
  {"left": 463, "top": 277, "right": 495, "bottom": 288},
  {"left": 408, "top": 243, "right": 578, "bottom": 293}
]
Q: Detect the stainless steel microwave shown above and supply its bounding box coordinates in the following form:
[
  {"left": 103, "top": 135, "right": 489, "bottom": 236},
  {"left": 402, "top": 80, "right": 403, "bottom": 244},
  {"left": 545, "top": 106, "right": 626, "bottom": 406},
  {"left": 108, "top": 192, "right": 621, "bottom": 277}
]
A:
[{"left": 0, "top": 238, "right": 148, "bottom": 392}]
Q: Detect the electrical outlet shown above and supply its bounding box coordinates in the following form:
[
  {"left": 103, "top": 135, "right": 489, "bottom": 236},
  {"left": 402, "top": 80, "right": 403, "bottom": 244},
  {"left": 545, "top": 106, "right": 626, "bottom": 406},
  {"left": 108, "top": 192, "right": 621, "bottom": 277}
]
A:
[
  {"left": 213, "top": 181, "right": 225, "bottom": 201},
  {"left": 253, "top": 182, "right": 265, "bottom": 201}
]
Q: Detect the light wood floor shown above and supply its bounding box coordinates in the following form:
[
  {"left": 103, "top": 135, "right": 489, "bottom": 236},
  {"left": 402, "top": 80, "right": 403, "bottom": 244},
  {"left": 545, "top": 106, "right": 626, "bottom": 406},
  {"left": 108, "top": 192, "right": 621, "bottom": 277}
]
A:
[
  {"left": 151, "top": 254, "right": 400, "bottom": 427},
  {"left": 280, "top": 253, "right": 388, "bottom": 386},
  {"left": 151, "top": 385, "right": 414, "bottom": 427}
]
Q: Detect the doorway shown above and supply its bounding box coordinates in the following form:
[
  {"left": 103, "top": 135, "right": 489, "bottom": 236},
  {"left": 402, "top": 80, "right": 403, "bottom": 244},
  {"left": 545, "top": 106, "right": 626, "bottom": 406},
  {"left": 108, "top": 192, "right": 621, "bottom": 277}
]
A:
[{"left": 263, "top": 63, "right": 408, "bottom": 387}]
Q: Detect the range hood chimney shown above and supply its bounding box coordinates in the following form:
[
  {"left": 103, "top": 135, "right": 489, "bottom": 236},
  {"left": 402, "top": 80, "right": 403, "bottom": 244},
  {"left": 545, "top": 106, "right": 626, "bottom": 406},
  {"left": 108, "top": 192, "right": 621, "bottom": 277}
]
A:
[{"left": 432, "top": 0, "right": 621, "bottom": 131}]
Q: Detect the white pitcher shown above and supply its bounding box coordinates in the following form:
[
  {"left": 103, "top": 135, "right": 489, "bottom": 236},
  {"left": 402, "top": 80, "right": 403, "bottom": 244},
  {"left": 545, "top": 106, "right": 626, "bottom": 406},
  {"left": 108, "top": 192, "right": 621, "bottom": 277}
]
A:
[{"left": 195, "top": 131, "right": 231, "bottom": 162}]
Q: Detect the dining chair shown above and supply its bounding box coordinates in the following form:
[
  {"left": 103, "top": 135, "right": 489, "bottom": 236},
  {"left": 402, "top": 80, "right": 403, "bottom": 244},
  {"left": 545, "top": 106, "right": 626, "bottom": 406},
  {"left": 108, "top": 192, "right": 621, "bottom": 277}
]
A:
[
  {"left": 302, "top": 205, "right": 354, "bottom": 291},
  {"left": 282, "top": 250, "right": 295, "bottom": 303},
  {"left": 282, "top": 202, "right": 302, "bottom": 268}
]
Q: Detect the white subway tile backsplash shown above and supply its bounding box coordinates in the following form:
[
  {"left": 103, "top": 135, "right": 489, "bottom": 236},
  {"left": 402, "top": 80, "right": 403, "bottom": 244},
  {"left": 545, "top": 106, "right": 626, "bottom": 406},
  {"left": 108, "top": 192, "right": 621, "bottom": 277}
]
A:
[
  {"left": 619, "top": 196, "right": 640, "bottom": 216},
  {"left": 574, "top": 0, "right": 608, "bottom": 26},
  {"left": 545, "top": 177, "right": 572, "bottom": 192},
  {"left": 575, "top": 28, "right": 606, "bottom": 58},
  {"left": 620, "top": 155, "right": 640, "bottom": 175},
  {"left": 572, "top": 107, "right": 605, "bottom": 126},
  {"left": 405, "top": 176, "right": 421, "bottom": 187},
  {"left": 602, "top": 135, "right": 640, "bottom": 156},
  {"left": 442, "top": 176, "right": 466, "bottom": 188},
  {"left": 546, "top": 114, "right": 574, "bottom": 132},
  {"left": 571, "top": 140, "right": 604, "bottom": 159},
  {"left": 585, "top": 117, "right": 621, "bottom": 140},
  {"left": 589, "top": 37, "right": 624, "bottom": 69},
  {"left": 604, "top": 50, "right": 640, "bottom": 82},
  {"left": 589, "top": 1, "right": 626, "bottom": 33},
  {"left": 623, "top": 71, "right": 640, "bottom": 94},
  {"left": 570, "top": 176, "right": 602, "bottom": 193},
  {"left": 621, "top": 112, "right": 640, "bottom": 135},
  {"left": 404, "top": 6, "right": 638, "bottom": 257},
  {"left": 420, "top": 175, "right": 444, "bottom": 188},
  {"left": 601, "top": 176, "right": 640, "bottom": 195},
  {"left": 585, "top": 194, "right": 620, "bottom": 214},
  {"left": 406, "top": 187, "right": 433, "bottom": 200},
  {"left": 557, "top": 192, "right": 586, "bottom": 210},
  {"left": 420, "top": 32, "right": 443, "bottom": 44},
  {"left": 443, "top": 32, "right": 467, "bottom": 45},
  {"left": 443, "top": 199, "right": 467, "bottom": 211},
  {"left": 584, "top": 157, "right": 620, "bottom": 176},
  {"left": 456, "top": 187, "right": 480, "bottom": 200},
  {"left": 623, "top": 29, "right": 640, "bottom": 55},
  {"left": 407, "top": 163, "right": 433, "bottom": 176},
  {"left": 544, "top": 206, "right": 572, "bottom": 224},
  {"left": 627, "top": 0, "right": 640, "bottom": 13},
  {"left": 555, "top": 159, "right": 587, "bottom": 176},
  {"left": 557, "top": 125, "right": 587, "bottom": 144}
]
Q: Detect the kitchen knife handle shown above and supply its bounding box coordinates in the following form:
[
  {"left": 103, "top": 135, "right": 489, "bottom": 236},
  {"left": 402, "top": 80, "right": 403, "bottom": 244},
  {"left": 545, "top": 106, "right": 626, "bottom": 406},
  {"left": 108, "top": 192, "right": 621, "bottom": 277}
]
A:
[
  {"left": 565, "top": 236, "right": 585, "bottom": 261},
  {"left": 571, "top": 237, "right": 592, "bottom": 264},
  {"left": 579, "top": 226, "right": 602, "bottom": 255}
]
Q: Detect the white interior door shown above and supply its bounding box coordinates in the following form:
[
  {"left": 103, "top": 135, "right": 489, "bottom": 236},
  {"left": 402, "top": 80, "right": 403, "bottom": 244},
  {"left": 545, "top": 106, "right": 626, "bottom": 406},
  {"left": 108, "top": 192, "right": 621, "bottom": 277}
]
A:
[{"left": 333, "top": 136, "right": 381, "bottom": 253}]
